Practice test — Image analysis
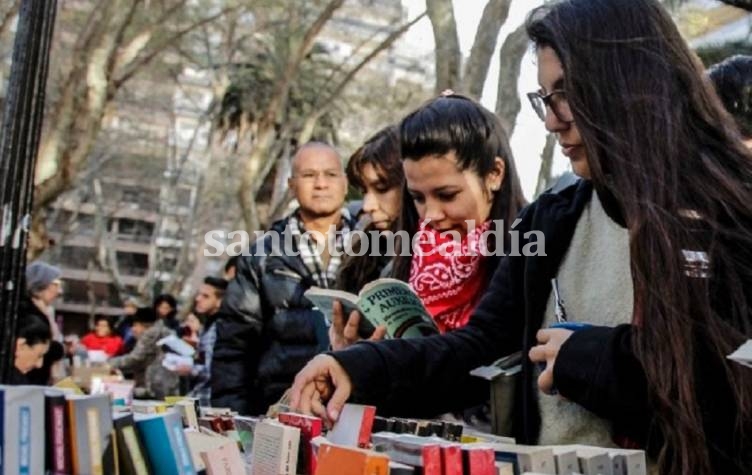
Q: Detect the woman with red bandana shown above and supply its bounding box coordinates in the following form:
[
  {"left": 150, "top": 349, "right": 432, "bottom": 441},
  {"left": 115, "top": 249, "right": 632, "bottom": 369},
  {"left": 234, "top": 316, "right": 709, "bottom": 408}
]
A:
[{"left": 330, "top": 93, "right": 526, "bottom": 343}]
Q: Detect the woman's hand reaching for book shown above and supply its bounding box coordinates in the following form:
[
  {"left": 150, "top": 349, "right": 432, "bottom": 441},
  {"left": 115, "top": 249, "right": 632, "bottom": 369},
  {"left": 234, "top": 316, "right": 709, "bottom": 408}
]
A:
[
  {"left": 290, "top": 354, "right": 353, "bottom": 427},
  {"left": 528, "top": 328, "right": 573, "bottom": 394},
  {"left": 329, "top": 300, "right": 387, "bottom": 351}
]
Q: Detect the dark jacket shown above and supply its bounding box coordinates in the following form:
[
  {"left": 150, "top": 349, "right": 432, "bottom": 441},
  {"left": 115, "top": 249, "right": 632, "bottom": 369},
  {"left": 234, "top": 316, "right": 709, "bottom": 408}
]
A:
[
  {"left": 332, "top": 180, "right": 749, "bottom": 473},
  {"left": 18, "top": 297, "right": 64, "bottom": 386},
  {"left": 211, "top": 216, "right": 336, "bottom": 414}
]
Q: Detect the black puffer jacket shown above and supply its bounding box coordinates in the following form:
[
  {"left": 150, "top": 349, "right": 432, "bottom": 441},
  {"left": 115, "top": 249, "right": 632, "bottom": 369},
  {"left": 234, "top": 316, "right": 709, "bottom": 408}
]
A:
[{"left": 211, "top": 216, "right": 336, "bottom": 414}]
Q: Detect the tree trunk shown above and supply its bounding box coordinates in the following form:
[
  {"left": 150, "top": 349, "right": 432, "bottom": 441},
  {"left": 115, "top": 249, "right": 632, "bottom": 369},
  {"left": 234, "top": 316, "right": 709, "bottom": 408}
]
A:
[
  {"left": 535, "top": 133, "right": 556, "bottom": 198},
  {"left": 495, "top": 23, "right": 530, "bottom": 136},
  {"left": 426, "top": 0, "right": 461, "bottom": 94},
  {"left": 461, "top": 0, "right": 512, "bottom": 99}
]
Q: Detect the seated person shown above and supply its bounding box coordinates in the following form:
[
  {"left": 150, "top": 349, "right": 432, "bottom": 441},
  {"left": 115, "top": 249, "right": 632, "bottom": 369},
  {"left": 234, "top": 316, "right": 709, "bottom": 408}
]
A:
[
  {"left": 80, "top": 315, "right": 124, "bottom": 357},
  {"left": 10, "top": 314, "right": 52, "bottom": 385}
]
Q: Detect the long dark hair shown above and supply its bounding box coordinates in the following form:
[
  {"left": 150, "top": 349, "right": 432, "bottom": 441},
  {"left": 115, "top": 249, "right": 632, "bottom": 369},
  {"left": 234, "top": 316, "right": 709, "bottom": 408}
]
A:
[
  {"left": 527, "top": 1, "right": 752, "bottom": 473},
  {"left": 336, "top": 126, "right": 403, "bottom": 293},
  {"left": 392, "top": 93, "right": 526, "bottom": 281}
]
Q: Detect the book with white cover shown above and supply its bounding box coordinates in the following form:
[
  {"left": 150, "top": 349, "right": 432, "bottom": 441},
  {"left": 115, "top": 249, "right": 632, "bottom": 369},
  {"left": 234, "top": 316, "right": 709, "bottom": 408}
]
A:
[
  {"left": 158, "top": 334, "right": 196, "bottom": 357},
  {"left": 250, "top": 420, "right": 300, "bottom": 475}
]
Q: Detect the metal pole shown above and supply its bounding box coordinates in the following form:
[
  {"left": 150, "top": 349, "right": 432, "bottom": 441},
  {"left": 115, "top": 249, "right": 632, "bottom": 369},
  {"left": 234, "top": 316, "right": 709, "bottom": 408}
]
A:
[{"left": 0, "top": 0, "right": 58, "bottom": 383}]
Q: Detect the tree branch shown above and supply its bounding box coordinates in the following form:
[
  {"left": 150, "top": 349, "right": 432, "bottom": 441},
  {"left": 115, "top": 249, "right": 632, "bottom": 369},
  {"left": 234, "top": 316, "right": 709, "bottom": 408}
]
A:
[
  {"left": 0, "top": 0, "right": 20, "bottom": 39},
  {"left": 260, "top": 0, "right": 346, "bottom": 127},
  {"left": 113, "top": 5, "right": 239, "bottom": 88},
  {"left": 462, "top": 0, "right": 512, "bottom": 99},
  {"left": 307, "top": 11, "right": 427, "bottom": 128},
  {"left": 426, "top": 0, "right": 461, "bottom": 94},
  {"left": 495, "top": 22, "right": 529, "bottom": 136}
]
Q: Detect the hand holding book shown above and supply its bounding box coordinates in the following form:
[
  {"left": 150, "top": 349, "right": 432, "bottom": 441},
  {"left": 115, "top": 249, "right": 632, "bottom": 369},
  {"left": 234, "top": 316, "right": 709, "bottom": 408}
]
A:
[
  {"left": 329, "top": 300, "right": 387, "bottom": 351},
  {"left": 305, "top": 278, "right": 439, "bottom": 340}
]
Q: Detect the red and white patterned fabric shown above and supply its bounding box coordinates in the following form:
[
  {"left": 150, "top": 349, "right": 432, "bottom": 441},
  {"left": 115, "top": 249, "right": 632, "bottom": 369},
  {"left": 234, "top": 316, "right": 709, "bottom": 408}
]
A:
[{"left": 409, "top": 221, "right": 491, "bottom": 333}]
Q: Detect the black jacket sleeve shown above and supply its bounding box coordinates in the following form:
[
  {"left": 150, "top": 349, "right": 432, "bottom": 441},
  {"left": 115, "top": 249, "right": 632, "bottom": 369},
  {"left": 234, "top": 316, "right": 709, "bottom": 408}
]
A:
[
  {"left": 553, "top": 325, "right": 651, "bottom": 439},
  {"left": 211, "top": 251, "right": 265, "bottom": 414},
  {"left": 331, "top": 252, "right": 526, "bottom": 417}
]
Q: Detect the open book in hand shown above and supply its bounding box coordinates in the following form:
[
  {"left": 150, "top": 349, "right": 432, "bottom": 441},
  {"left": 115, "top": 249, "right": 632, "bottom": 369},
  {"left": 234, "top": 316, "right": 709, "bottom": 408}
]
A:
[
  {"left": 304, "top": 278, "right": 439, "bottom": 339},
  {"left": 728, "top": 339, "right": 752, "bottom": 369}
]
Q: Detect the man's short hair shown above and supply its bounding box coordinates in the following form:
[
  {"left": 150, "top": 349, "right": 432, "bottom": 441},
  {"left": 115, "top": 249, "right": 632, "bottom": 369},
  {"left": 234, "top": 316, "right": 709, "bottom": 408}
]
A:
[
  {"left": 204, "top": 276, "right": 228, "bottom": 298},
  {"left": 131, "top": 307, "right": 157, "bottom": 325}
]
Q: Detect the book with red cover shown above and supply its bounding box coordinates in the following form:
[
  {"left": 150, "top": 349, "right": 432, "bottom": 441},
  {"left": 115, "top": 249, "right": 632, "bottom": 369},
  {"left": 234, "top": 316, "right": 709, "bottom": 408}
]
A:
[
  {"left": 278, "top": 412, "right": 323, "bottom": 475},
  {"left": 461, "top": 446, "right": 496, "bottom": 475},
  {"left": 45, "top": 390, "right": 71, "bottom": 475},
  {"left": 440, "top": 444, "right": 462, "bottom": 475},
  {"left": 326, "top": 404, "right": 376, "bottom": 448}
]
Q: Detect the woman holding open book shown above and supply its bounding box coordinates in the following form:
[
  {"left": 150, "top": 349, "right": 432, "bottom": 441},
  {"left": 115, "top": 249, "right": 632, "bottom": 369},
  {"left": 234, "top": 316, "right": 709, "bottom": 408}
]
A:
[
  {"left": 335, "top": 125, "right": 404, "bottom": 296},
  {"left": 329, "top": 94, "right": 526, "bottom": 347},
  {"left": 291, "top": 1, "right": 752, "bottom": 473}
]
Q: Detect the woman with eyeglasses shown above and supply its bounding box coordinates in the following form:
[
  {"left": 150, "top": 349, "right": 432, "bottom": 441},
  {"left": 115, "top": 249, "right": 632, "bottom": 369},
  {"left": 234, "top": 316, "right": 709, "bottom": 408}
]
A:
[{"left": 289, "top": 1, "right": 752, "bottom": 473}]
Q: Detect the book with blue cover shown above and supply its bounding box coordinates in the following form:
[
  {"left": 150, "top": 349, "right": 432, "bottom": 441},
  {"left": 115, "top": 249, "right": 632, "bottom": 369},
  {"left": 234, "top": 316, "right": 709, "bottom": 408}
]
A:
[
  {"left": 135, "top": 411, "right": 196, "bottom": 475},
  {"left": 0, "top": 385, "right": 45, "bottom": 475}
]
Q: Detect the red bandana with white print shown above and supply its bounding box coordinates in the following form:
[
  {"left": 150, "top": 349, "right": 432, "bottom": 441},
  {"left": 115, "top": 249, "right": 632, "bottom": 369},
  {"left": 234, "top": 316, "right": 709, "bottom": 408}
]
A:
[{"left": 409, "top": 220, "right": 491, "bottom": 333}]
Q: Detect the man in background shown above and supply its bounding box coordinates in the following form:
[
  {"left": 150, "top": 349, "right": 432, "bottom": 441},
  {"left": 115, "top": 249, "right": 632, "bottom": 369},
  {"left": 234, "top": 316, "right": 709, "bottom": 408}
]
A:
[
  {"left": 211, "top": 142, "right": 352, "bottom": 414},
  {"left": 173, "top": 276, "right": 227, "bottom": 406}
]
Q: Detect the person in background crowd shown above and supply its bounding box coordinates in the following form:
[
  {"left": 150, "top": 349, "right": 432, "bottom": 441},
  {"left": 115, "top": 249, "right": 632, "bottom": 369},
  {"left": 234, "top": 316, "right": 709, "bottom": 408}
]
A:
[
  {"left": 80, "top": 315, "right": 124, "bottom": 357},
  {"left": 9, "top": 314, "right": 52, "bottom": 385},
  {"left": 173, "top": 277, "right": 227, "bottom": 406},
  {"left": 114, "top": 297, "right": 140, "bottom": 354},
  {"left": 180, "top": 312, "right": 201, "bottom": 349},
  {"left": 211, "top": 141, "right": 352, "bottom": 415},
  {"left": 21, "top": 261, "right": 65, "bottom": 385},
  {"left": 708, "top": 54, "right": 752, "bottom": 146},
  {"left": 109, "top": 307, "right": 179, "bottom": 399},
  {"left": 224, "top": 256, "right": 238, "bottom": 281},
  {"left": 334, "top": 125, "right": 404, "bottom": 296},
  {"left": 153, "top": 293, "right": 179, "bottom": 332},
  {"left": 291, "top": 1, "right": 752, "bottom": 473}
]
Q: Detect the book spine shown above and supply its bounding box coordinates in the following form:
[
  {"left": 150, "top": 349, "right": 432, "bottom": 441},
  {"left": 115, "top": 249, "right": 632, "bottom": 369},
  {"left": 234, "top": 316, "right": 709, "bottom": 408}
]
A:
[
  {"left": 357, "top": 406, "right": 376, "bottom": 449},
  {"left": 422, "top": 445, "right": 442, "bottom": 475},
  {"left": 278, "top": 413, "right": 323, "bottom": 475},
  {"left": 122, "top": 425, "right": 150, "bottom": 475},
  {"left": 18, "top": 406, "right": 30, "bottom": 475},
  {"left": 441, "top": 445, "right": 463, "bottom": 475},
  {"left": 137, "top": 416, "right": 180, "bottom": 475},
  {"left": 87, "top": 407, "right": 104, "bottom": 475},
  {"left": 282, "top": 431, "right": 299, "bottom": 475},
  {"left": 169, "top": 418, "right": 195, "bottom": 475},
  {"left": 51, "top": 403, "right": 68, "bottom": 473}
]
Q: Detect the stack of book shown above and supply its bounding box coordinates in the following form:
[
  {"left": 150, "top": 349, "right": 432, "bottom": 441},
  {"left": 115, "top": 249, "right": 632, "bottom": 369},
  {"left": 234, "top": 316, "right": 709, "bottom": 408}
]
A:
[{"left": 0, "top": 383, "right": 648, "bottom": 475}]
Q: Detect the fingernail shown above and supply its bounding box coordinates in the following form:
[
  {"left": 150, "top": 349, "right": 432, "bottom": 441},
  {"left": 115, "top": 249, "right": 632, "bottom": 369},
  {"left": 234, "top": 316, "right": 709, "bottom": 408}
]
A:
[{"left": 329, "top": 409, "right": 339, "bottom": 421}]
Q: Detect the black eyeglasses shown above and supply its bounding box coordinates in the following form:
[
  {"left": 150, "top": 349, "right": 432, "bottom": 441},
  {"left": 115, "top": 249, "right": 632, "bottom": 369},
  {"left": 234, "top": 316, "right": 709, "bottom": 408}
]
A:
[{"left": 527, "top": 90, "right": 573, "bottom": 123}]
